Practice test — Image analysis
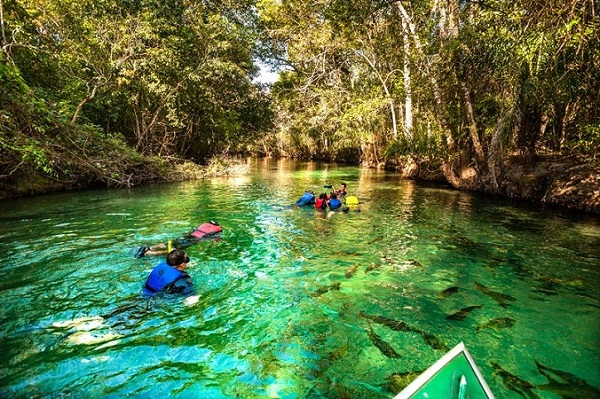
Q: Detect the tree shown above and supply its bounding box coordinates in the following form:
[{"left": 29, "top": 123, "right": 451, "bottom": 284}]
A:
[
  {"left": 258, "top": 0, "right": 598, "bottom": 181},
  {"left": 1, "top": 0, "right": 275, "bottom": 195}
]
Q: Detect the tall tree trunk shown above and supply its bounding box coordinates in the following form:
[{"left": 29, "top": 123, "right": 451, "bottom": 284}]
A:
[
  {"left": 0, "top": 0, "right": 6, "bottom": 52},
  {"left": 488, "top": 106, "right": 517, "bottom": 192},
  {"left": 401, "top": 17, "right": 413, "bottom": 139},
  {"left": 446, "top": 0, "right": 484, "bottom": 164},
  {"left": 396, "top": 1, "right": 452, "bottom": 148},
  {"left": 447, "top": 0, "right": 459, "bottom": 37},
  {"left": 459, "top": 76, "right": 484, "bottom": 163}
]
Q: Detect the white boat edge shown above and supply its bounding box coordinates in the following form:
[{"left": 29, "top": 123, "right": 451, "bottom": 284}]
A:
[{"left": 392, "top": 342, "right": 496, "bottom": 399}]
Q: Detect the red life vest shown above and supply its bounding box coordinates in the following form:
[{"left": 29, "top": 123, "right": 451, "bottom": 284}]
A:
[
  {"left": 190, "top": 222, "right": 222, "bottom": 239},
  {"left": 315, "top": 198, "right": 326, "bottom": 210}
]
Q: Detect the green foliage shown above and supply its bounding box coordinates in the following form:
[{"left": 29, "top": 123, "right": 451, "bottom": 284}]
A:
[
  {"left": 563, "top": 124, "right": 600, "bottom": 158},
  {"left": 1, "top": 0, "right": 275, "bottom": 196},
  {"left": 260, "top": 0, "right": 598, "bottom": 168},
  {"left": 0, "top": 57, "right": 55, "bottom": 178},
  {"left": 383, "top": 129, "right": 446, "bottom": 161},
  {"left": 1, "top": 0, "right": 597, "bottom": 198}
]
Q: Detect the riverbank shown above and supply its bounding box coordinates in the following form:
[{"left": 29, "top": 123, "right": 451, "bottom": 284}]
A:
[
  {"left": 2, "top": 153, "right": 598, "bottom": 215},
  {"left": 0, "top": 156, "right": 248, "bottom": 201},
  {"left": 387, "top": 154, "right": 600, "bottom": 214}
]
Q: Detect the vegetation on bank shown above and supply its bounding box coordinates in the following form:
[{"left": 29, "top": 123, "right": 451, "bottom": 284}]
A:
[
  {"left": 0, "top": 0, "right": 269, "bottom": 198},
  {"left": 257, "top": 0, "right": 599, "bottom": 212},
  {"left": 0, "top": 51, "right": 248, "bottom": 197},
  {"left": 259, "top": 1, "right": 598, "bottom": 165},
  {"left": 1, "top": 0, "right": 598, "bottom": 211}
]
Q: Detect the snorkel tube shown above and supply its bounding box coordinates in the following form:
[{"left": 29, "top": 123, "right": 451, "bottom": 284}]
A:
[
  {"left": 167, "top": 240, "right": 172, "bottom": 252},
  {"left": 324, "top": 183, "right": 336, "bottom": 198}
]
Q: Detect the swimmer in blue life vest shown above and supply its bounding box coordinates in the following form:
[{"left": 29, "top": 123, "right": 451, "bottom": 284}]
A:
[
  {"left": 296, "top": 189, "right": 316, "bottom": 206},
  {"left": 132, "top": 221, "right": 222, "bottom": 258},
  {"left": 142, "top": 249, "right": 195, "bottom": 297},
  {"left": 328, "top": 193, "right": 342, "bottom": 210},
  {"left": 51, "top": 250, "right": 200, "bottom": 347}
]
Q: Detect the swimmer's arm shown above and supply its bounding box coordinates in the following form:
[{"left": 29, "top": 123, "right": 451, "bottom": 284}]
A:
[
  {"left": 144, "top": 249, "right": 168, "bottom": 256},
  {"left": 178, "top": 279, "right": 198, "bottom": 307}
]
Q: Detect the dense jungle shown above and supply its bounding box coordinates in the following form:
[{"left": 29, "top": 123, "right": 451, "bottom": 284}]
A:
[{"left": 0, "top": 0, "right": 598, "bottom": 212}]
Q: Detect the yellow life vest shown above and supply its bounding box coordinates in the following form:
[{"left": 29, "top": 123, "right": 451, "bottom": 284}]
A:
[{"left": 346, "top": 196, "right": 359, "bottom": 205}]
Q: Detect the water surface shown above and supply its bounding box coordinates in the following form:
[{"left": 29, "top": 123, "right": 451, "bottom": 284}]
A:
[{"left": 1, "top": 158, "right": 599, "bottom": 398}]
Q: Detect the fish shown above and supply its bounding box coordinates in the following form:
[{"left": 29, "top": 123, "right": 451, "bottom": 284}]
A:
[
  {"left": 531, "top": 277, "right": 561, "bottom": 296},
  {"left": 359, "top": 312, "right": 417, "bottom": 333},
  {"left": 309, "top": 340, "right": 349, "bottom": 379},
  {"left": 438, "top": 286, "right": 460, "bottom": 299},
  {"left": 367, "top": 324, "right": 401, "bottom": 359},
  {"left": 535, "top": 361, "right": 600, "bottom": 398},
  {"left": 345, "top": 264, "right": 359, "bottom": 278},
  {"left": 446, "top": 304, "right": 483, "bottom": 321},
  {"left": 490, "top": 362, "right": 540, "bottom": 398},
  {"left": 325, "top": 340, "right": 349, "bottom": 363},
  {"left": 474, "top": 282, "right": 516, "bottom": 308},
  {"left": 102, "top": 303, "right": 140, "bottom": 319},
  {"left": 477, "top": 317, "right": 516, "bottom": 332},
  {"left": 387, "top": 370, "right": 425, "bottom": 394},
  {"left": 312, "top": 340, "right": 350, "bottom": 378},
  {"left": 365, "top": 263, "right": 380, "bottom": 274},
  {"left": 407, "top": 259, "right": 424, "bottom": 270},
  {"left": 101, "top": 300, "right": 155, "bottom": 324},
  {"left": 421, "top": 332, "right": 450, "bottom": 352},
  {"left": 360, "top": 312, "right": 449, "bottom": 352},
  {"left": 332, "top": 250, "right": 362, "bottom": 257},
  {"left": 531, "top": 286, "right": 558, "bottom": 296},
  {"left": 310, "top": 282, "right": 341, "bottom": 297}
]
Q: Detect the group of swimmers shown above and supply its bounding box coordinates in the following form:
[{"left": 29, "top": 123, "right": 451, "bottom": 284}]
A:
[
  {"left": 137, "top": 184, "right": 357, "bottom": 299},
  {"left": 297, "top": 183, "right": 359, "bottom": 212}
]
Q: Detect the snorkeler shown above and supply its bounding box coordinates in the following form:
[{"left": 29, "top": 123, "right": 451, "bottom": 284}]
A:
[{"left": 131, "top": 221, "right": 222, "bottom": 258}]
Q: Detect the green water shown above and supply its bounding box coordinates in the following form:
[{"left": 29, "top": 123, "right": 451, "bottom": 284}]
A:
[{"left": 0, "top": 158, "right": 598, "bottom": 398}]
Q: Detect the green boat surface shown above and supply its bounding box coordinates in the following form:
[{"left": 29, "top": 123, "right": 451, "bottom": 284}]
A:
[{"left": 394, "top": 342, "right": 496, "bottom": 399}]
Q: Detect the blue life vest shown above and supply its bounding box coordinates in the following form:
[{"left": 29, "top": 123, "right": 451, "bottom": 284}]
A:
[
  {"left": 297, "top": 192, "right": 315, "bottom": 206},
  {"left": 329, "top": 198, "right": 342, "bottom": 210},
  {"left": 143, "top": 262, "right": 185, "bottom": 295}
]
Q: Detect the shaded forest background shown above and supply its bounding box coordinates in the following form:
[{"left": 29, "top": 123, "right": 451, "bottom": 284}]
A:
[{"left": 1, "top": 0, "right": 598, "bottom": 209}]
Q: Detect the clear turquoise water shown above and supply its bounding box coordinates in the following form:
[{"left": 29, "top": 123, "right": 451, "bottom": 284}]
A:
[{"left": 0, "top": 158, "right": 598, "bottom": 398}]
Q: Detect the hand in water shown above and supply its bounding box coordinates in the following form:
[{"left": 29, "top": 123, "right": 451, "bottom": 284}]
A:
[{"left": 183, "top": 295, "right": 200, "bottom": 307}]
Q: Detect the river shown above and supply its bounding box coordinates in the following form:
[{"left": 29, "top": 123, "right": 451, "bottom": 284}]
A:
[{"left": 0, "top": 158, "right": 598, "bottom": 398}]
